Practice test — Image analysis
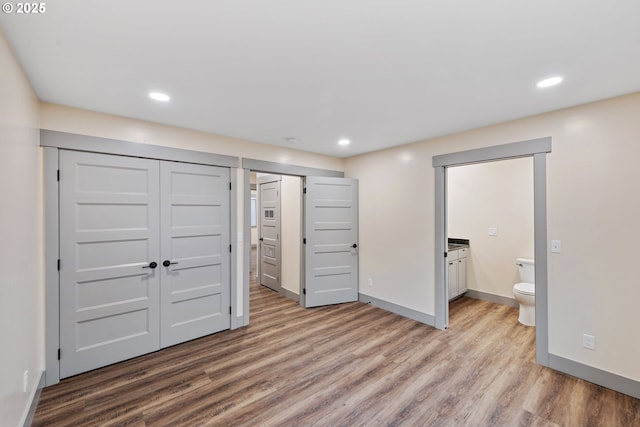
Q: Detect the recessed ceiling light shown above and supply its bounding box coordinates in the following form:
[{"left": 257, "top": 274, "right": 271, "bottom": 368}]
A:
[
  {"left": 285, "top": 137, "right": 298, "bottom": 144},
  {"left": 149, "top": 92, "right": 170, "bottom": 102},
  {"left": 536, "top": 76, "right": 563, "bottom": 88},
  {"left": 338, "top": 138, "right": 351, "bottom": 146}
]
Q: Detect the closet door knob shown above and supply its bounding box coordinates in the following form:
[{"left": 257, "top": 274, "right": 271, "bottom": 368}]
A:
[
  {"left": 162, "top": 260, "right": 178, "bottom": 267},
  {"left": 142, "top": 261, "right": 157, "bottom": 269},
  {"left": 352, "top": 243, "right": 358, "bottom": 249}
]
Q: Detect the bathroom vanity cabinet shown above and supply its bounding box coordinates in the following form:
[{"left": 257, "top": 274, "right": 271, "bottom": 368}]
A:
[{"left": 448, "top": 247, "right": 468, "bottom": 300}]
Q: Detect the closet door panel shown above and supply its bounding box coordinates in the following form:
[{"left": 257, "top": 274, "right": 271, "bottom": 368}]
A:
[
  {"left": 160, "top": 162, "right": 231, "bottom": 347},
  {"left": 59, "top": 151, "right": 161, "bottom": 378}
]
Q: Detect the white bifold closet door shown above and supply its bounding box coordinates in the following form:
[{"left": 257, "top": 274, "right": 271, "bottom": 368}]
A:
[{"left": 59, "top": 150, "right": 230, "bottom": 378}]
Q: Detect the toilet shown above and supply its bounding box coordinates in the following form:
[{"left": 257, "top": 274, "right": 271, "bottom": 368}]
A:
[{"left": 513, "top": 258, "right": 535, "bottom": 326}]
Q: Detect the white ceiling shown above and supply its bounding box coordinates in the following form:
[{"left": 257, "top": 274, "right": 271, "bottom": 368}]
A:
[{"left": 1, "top": 1, "right": 639, "bottom": 157}]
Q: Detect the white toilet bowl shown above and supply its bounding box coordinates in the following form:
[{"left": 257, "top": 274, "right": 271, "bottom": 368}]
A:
[
  {"left": 513, "top": 282, "right": 535, "bottom": 326},
  {"left": 514, "top": 258, "right": 535, "bottom": 326}
]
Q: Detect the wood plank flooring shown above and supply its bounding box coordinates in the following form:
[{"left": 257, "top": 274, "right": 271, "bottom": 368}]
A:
[{"left": 34, "top": 260, "right": 640, "bottom": 426}]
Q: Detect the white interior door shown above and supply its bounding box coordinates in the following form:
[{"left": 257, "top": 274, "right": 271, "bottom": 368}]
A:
[
  {"left": 59, "top": 151, "right": 161, "bottom": 378},
  {"left": 259, "top": 179, "right": 281, "bottom": 292},
  {"left": 304, "top": 176, "right": 358, "bottom": 307},
  {"left": 160, "top": 162, "right": 231, "bottom": 347}
]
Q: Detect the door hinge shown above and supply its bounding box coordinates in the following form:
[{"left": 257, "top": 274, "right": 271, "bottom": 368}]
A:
[
  {"left": 229, "top": 244, "right": 232, "bottom": 253},
  {"left": 229, "top": 306, "right": 232, "bottom": 315},
  {"left": 56, "top": 169, "right": 60, "bottom": 181},
  {"left": 303, "top": 238, "right": 306, "bottom": 244},
  {"left": 303, "top": 187, "right": 307, "bottom": 194},
  {"left": 57, "top": 259, "right": 61, "bottom": 271},
  {"left": 303, "top": 288, "right": 306, "bottom": 295},
  {"left": 229, "top": 182, "right": 232, "bottom": 191},
  {"left": 444, "top": 252, "right": 447, "bottom": 258},
  {"left": 57, "top": 348, "right": 61, "bottom": 360}
]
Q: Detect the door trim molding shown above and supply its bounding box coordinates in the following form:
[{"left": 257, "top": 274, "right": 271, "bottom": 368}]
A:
[
  {"left": 40, "top": 130, "right": 239, "bottom": 168},
  {"left": 242, "top": 158, "right": 343, "bottom": 178},
  {"left": 44, "top": 147, "right": 60, "bottom": 386},
  {"left": 43, "top": 136, "right": 239, "bottom": 385},
  {"left": 432, "top": 136, "right": 552, "bottom": 368}
]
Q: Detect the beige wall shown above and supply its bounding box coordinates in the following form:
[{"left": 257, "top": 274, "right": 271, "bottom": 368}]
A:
[
  {"left": 0, "top": 33, "right": 44, "bottom": 425},
  {"left": 346, "top": 92, "right": 640, "bottom": 382},
  {"left": 448, "top": 158, "right": 534, "bottom": 298},
  {"left": 281, "top": 175, "right": 301, "bottom": 295},
  {"left": 40, "top": 103, "right": 344, "bottom": 171}
]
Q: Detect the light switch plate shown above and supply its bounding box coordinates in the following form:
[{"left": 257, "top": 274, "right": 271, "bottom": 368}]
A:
[
  {"left": 488, "top": 227, "right": 498, "bottom": 236},
  {"left": 551, "top": 240, "right": 561, "bottom": 253}
]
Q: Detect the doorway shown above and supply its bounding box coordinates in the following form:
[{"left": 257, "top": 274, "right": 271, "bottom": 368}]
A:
[
  {"left": 446, "top": 157, "right": 534, "bottom": 327},
  {"left": 433, "top": 137, "right": 551, "bottom": 366},
  {"left": 254, "top": 173, "right": 302, "bottom": 302},
  {"left": 241, "top": 159, "right": 359, "bottom": 326}
]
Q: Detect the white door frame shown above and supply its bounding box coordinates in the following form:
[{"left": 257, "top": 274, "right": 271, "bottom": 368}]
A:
[
  {"left": 241, "top": 159, "right": 344, "bottom": 324},
  {"left": 433, "top": 137, "right": 552, "bottom": 367},
  {"left": 41, "top": 130, "right": 239, "bottom": 386}
]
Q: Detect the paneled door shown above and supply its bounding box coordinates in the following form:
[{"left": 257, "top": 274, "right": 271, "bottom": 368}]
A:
[
  {"left": 59, "top": 151, "right": 231, "bottom": 377},
  {"left": 160, "top": 162, "right": 230, "bottom": 347},
  {"left": 259, "top": 178, "right": 281, "bottom": 292},
  {"left": 59, "top": 151, "right": 161, "bottom": 378},
  {"left": 304, "top": 177, "right": 359, "bottom": 307}
]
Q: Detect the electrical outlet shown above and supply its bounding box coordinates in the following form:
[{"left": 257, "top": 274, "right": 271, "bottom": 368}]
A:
[
  {"left": 367, "top": 278, "right": 373, "bottom": 287},
  {"left": 583, "top": 334, "right": 596, "bottom": 350},
  {"left": 488, "top": 227, "right": 498, "bottom": 236},
  {"left": 551, "top": 240, "right": 562, "bottom": 253},
  {"left": 23, "top": 370, "right": 28, "bottom": 393}
]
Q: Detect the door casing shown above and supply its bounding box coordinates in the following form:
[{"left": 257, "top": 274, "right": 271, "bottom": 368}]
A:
[
  {"left": 433, "top": 137, "right": 551, "bottom": 367},
  {"left": 42, "top": 130, "right": 238, "bottom": 386},
  {"left": 241, "top": 159, "right": 345, "bottom": 323}
]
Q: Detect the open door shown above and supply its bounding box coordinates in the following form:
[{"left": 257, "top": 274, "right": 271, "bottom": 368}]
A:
[
  {"left": 304, "top": 176, "right": 358, "bottom": 307},
  {"left": 258, "top": 176, "right": 282, "bottom": 292}
]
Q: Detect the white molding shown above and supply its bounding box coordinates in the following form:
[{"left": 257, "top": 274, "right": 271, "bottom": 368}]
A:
[
  {"left": 549, "top": 354, "right": 640, "bottom": 399},
  {"left": 359, "top": 293, "right": 436, "bottom": 326},
  {"left": 465, "top": 290, "right": 518, "bottom": 308},
  {"left": 432, "top": 137, "right": 551, "bottom": 167},
  {"left": 242, "top": 158, "right": 343, "bottom": 178},
  {"left": 40, "top": 130, "right": 239, "bottom": 168},
  {"left": 280, "top": 287, "right": 300, "bottom": 303},
  {"left": 21, "top": 370, "right": 45, "bottom": 427}
]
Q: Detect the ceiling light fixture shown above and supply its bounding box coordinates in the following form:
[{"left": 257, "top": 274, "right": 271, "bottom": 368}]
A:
[
  {"left": 149, "top": 92, "right": 171, "bottom": 102},
  {"left": 285, "top": 137, "right": 298, "bottom": 144},
  {"left": 536, "top": 76, "right": 563, "bottom": 88},
  {"left": 338, "top": 138, "right": 351, "bottom": 146}
]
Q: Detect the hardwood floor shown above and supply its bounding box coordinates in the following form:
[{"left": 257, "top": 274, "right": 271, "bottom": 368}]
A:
[{"left": 34, "top": 261, "right": 639, "bottom": 426}]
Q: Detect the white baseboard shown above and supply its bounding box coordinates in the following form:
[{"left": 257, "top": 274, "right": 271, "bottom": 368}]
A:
[
  {"left": 465, "top": 289, "right": 518, "bottom": 308},
  {"left": 358, "top": 293, "right": 435, "bottom": 326},
  {"left": 548, "top": 354, "right": 640, "bottom": 399},
  {"left": 280, "top": 287, "right": 300, "bottom": 303},
  {"left": 21, "top": 370, "right": 45, "bottom": 427}
]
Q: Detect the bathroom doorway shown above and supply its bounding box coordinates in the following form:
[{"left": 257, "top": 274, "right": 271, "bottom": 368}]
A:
[
  {"left": 446, "top": 158, "right": 534, "bottom": 329},
  {"left": 433, "top": 137, "right": 551, "bottom": 367}
]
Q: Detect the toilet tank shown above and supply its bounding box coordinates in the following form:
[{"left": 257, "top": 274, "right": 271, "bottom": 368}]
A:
[{"left": 516, "top": 258, "right": 535, "bottom": 283}]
